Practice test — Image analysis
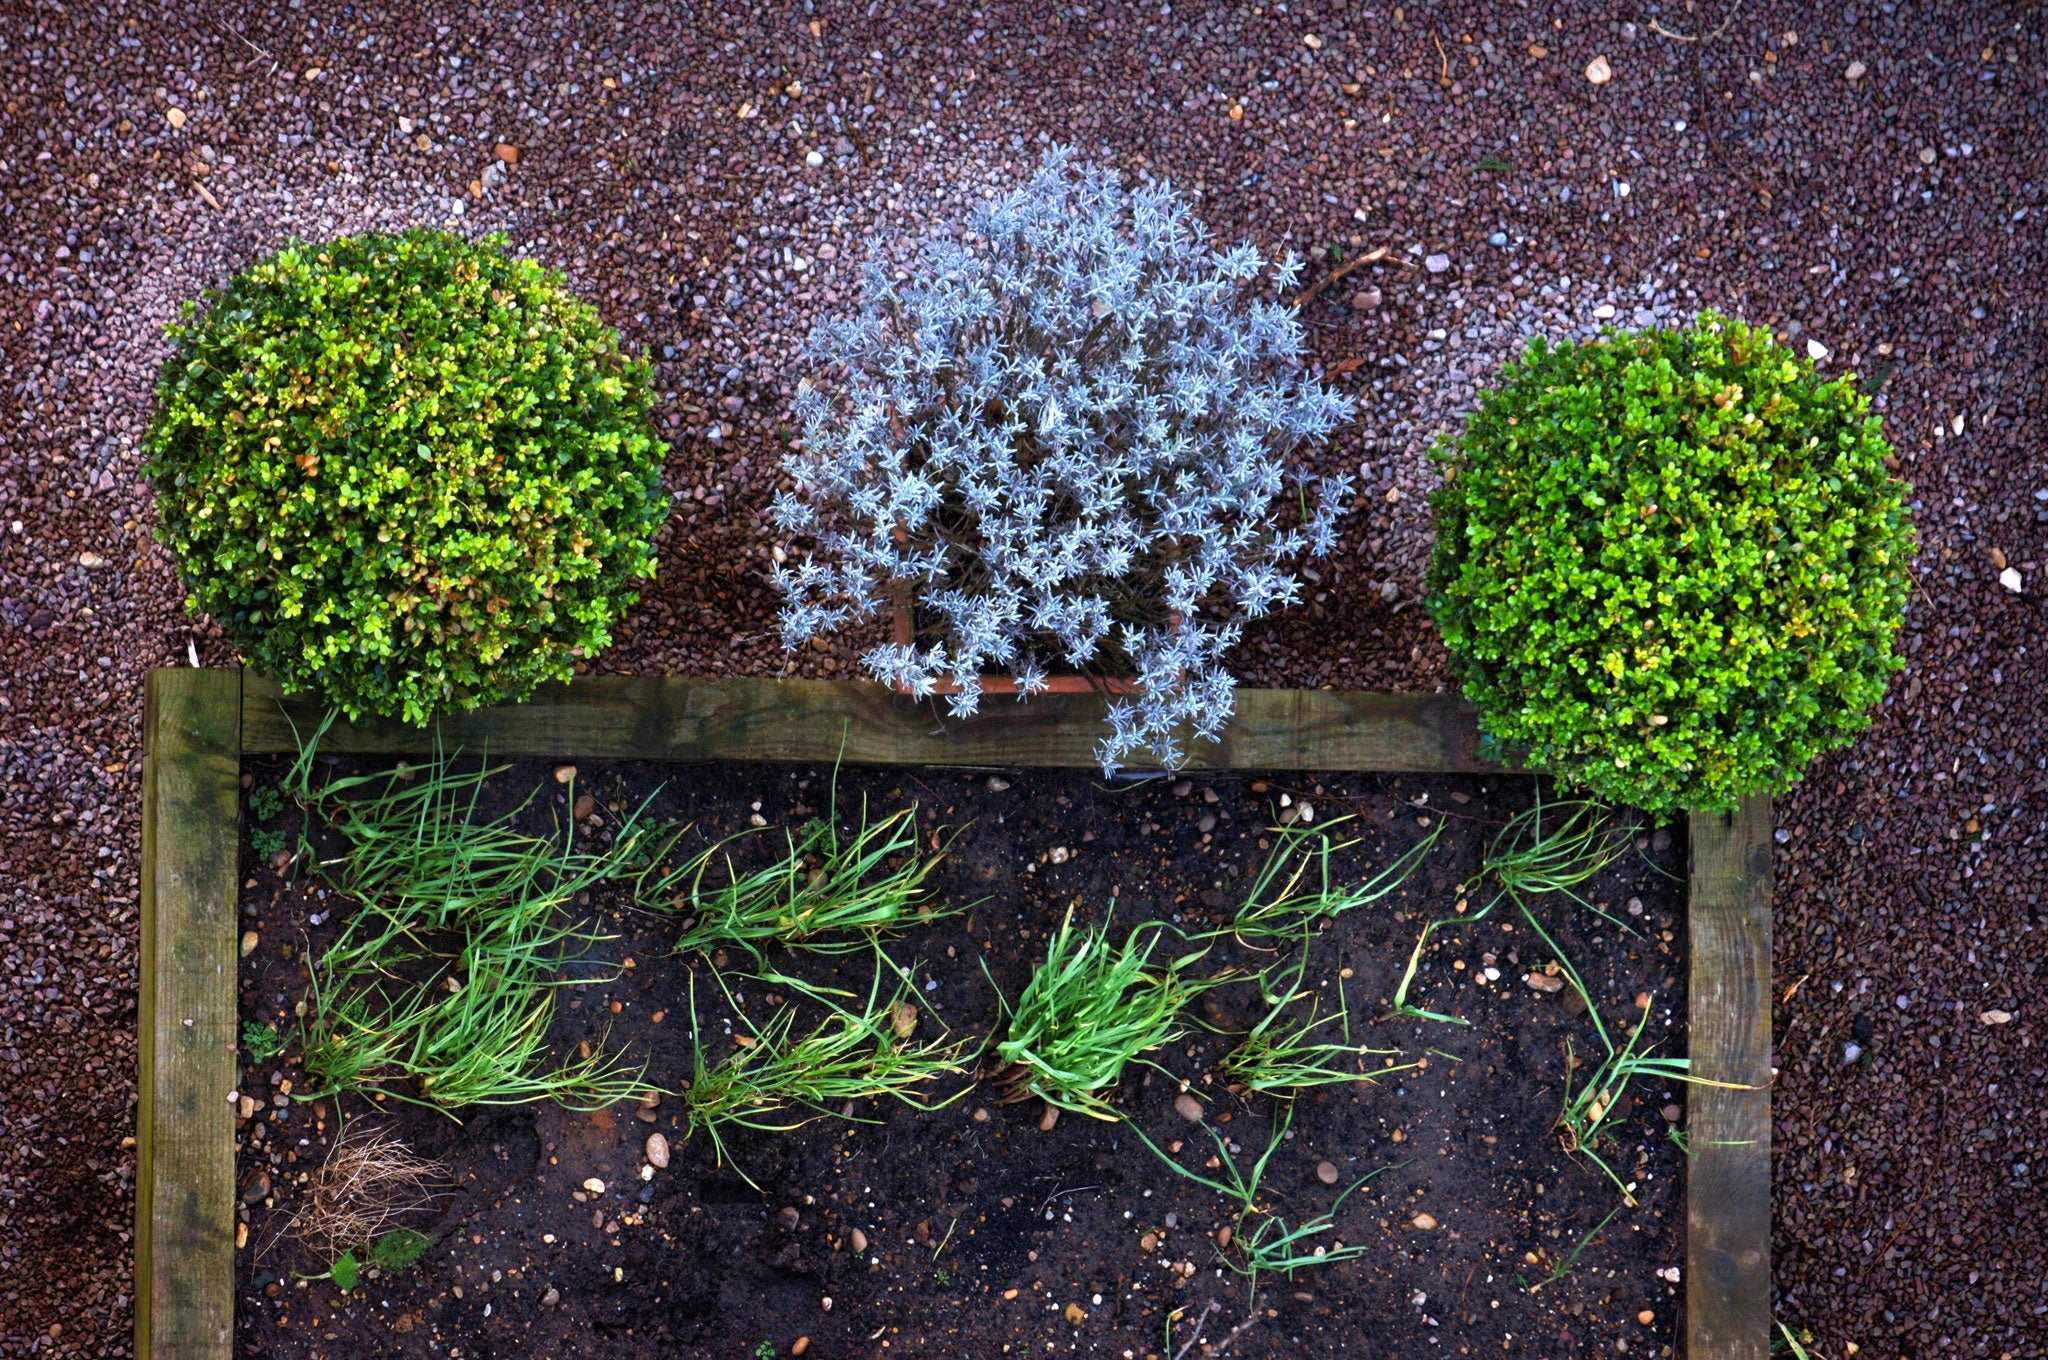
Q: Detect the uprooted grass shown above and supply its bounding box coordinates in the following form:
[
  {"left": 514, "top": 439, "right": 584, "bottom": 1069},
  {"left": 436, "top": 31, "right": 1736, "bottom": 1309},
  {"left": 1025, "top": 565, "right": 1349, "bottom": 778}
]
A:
[
  {"left": 1519, "top": 910, "right": 1752, "bottom": 1204},
  {"left": 1390, "top": 794, "right": 1632, "bottom": 1024},
  {"left": 1226, "top": 815, "right": 1441, "bottom": 946},
  {"left": 986, "top": 907, "right": 1211, "bottom": 1120},
  {"left": 1133, "top": 1104, "right": 1403, "bottom": 1303},
  {"left": 1220, "top": 939, "right": 1414, "bottom": 1095},
  {"left": 683, "top": 951, "right": 975, "bottom": 1187}
]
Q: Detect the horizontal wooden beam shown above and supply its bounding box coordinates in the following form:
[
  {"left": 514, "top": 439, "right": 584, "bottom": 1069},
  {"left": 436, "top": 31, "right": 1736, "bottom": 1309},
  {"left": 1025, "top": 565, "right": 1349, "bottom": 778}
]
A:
[
  {"left": 240, "top": 673, "right": 1507, "bottom": 773},
  {"left": 1686, "top": 795, "right": 1775, "bottom": 1360}
]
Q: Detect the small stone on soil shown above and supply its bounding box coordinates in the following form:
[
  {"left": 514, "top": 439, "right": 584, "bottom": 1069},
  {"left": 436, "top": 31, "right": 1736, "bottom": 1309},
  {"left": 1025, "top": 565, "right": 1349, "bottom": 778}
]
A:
[
  {"left": 1174, "top": 1092, "right": 1205, "bottom": 1123},
  {"left": 1315, "top": 1160, "right": 1339, "bottom": 1185},
  {"left": 645, "top": 1133, "right": 670, "bottom": 1168}
]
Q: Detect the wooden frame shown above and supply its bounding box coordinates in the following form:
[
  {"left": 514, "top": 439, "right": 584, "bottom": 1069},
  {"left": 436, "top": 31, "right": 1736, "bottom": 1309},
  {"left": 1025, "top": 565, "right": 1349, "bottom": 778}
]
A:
[{"left": 140, "top": 668, "right": 1772, "bottom": 1360}]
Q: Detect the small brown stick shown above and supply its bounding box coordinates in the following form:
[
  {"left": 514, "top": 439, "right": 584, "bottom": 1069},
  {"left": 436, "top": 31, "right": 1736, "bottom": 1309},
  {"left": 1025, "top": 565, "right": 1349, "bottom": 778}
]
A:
[
  {"left": 1649, "top": 0, "right": 1745, "bottom": 43},
  {"left": 201, "top": 13, "right": 278, "bottom": 69},
  {"left": 1209, "top": 1307, "right": 1264, "bottom": 1357},
  {"left": 1288, "top": 245, "right": 1393, "bottom": 311},
  {"left": 1171, "top": 1297, "right": 1263, "bottom": 1360},
  {"left": 1172, "top": 1301, "right": 1221, "bottom": 1360}
]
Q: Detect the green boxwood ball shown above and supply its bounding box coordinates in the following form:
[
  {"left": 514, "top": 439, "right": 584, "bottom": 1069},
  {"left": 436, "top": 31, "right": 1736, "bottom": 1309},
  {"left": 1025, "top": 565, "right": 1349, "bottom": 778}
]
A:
[
  {"left": 144, "top": 230, "right": 667, "bottom": 724},
  {"left": 1426, "top": 313, "right": 1914, "bottom": 814}
]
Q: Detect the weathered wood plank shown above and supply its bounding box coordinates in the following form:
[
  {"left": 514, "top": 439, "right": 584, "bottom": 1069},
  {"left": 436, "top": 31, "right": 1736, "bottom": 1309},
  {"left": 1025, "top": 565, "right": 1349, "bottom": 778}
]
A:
[
  {"left": 138, "top": 669, "right": 242, "bottom": 1360},
  {"left": 240, "top": 673, "right": 1503, "bottom": 772},
  {"left": 1686, "top": 796, "right": 1774, "bottom": 1360}
]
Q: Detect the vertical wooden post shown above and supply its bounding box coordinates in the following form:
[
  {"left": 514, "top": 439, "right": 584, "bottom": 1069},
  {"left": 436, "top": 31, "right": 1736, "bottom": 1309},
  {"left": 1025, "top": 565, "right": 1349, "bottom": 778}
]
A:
[
  {"left": 1686, "top": 796, "right": 1774, "bottom": 1360},
  {"left": 137, "top": 668, "right": 242, "bottom": 1360}
]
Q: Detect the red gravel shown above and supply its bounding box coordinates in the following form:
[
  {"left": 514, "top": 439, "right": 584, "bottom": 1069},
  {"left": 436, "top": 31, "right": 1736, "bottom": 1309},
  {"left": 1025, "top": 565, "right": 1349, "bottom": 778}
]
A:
[{"left": 0, "top": 3, "right": 2041, "bottom": 1355}]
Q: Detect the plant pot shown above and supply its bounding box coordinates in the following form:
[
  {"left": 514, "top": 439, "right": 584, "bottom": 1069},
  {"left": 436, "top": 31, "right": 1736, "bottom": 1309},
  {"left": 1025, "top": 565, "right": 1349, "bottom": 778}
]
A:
[{"left": 889, "top": 605, "right": 1142, "bottom": 697}]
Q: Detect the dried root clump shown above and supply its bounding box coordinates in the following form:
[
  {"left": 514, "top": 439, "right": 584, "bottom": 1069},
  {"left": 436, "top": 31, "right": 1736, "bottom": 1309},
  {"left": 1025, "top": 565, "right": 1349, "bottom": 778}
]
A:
[{"left": 287, "top": 1125, "right": 445, "bottom": 1260}]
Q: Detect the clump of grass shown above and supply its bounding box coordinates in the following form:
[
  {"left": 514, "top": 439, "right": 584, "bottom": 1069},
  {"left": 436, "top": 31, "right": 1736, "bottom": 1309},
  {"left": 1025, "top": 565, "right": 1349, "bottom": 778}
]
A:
[
  {"left": 1390, "top": 794, "right": 1628, "bottom": 1024},
  {"left": 300, "top": 909, "right": 649, "bottom": 1111},
  {"left": 287, "top": 1125, "right": 444, "bottom": 1263},
  {"left": 287, "top": 717, "right": 652, "bottom": 1112},
  {"left": 684, "top": 953, "right": 974, "bottom": 1186},
  {"left": 636, "top": 793, "right": 958, "bottom": 960},
  {"left": 986, "top": 908, "right": 1207, "bottom": 1120},
  {"left": 288, "top": 725, "right": 638, "bottom": 936},
  {"left": 1221, "top": 945, "right": 1412, "bottom": 1095},
  {"left": 1229, "top": 816, "right": 1440, "bottom": 945}
]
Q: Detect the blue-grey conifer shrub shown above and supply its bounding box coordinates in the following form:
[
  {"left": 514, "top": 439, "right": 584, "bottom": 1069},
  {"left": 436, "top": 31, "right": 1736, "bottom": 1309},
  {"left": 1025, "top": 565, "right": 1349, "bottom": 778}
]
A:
[{"left": 772, "top": 148, "right": 1353, "bottom": 772}]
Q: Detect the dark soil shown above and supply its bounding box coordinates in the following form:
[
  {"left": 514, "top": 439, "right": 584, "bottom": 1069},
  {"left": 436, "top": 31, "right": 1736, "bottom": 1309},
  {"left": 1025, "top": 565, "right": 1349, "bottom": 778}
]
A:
[{"left": 233, "top": 759, "right": 1688, "bottom": 1359}]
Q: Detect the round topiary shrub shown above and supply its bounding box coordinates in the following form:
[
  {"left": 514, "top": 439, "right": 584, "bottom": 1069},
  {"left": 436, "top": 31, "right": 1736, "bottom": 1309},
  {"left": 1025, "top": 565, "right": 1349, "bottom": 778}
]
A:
[
  {"left": 144, "top": 229, "right": 666, "bottom": 724},
  {"left": 1426, "top": 313, "right": 1914, "bottom": 814}
]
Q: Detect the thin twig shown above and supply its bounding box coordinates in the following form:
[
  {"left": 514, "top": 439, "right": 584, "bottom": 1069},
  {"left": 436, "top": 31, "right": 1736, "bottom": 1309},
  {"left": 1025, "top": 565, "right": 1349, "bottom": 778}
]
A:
[
  {"left": 203, "top": 13, "right": 276, "bottom": 63},
  {"left": 1172, "top": 1301, "right": 1222, "bottom": 1360},
  {"left": 1288, "top": 246, "right": 1392, "bottom": 311},
  {"left": 1649, "top": 0, "right": 1745, "bottom": 43},
  {"left": 1212, "top": 1310, "right": 1261, "bottom": 1351}
]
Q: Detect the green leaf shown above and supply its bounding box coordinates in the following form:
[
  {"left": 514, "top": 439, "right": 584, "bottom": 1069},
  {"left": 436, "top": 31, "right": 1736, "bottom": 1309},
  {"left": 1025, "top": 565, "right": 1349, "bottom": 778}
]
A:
[
  {"left": 370, "top": 1229, "right": 434, "bottom": 1272},
  {"left": 331, "top": 1251, "right": 359, "bottom": 1292},
  {"left": 240, "top": 1020, "right": 285, "bottom": 1063}
]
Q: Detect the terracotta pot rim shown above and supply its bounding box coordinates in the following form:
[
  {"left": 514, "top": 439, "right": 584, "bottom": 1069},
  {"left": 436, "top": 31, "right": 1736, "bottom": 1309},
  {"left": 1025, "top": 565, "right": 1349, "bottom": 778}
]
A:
[{"left": 888, "top": 604, "right": 1145, "bottom": 697}]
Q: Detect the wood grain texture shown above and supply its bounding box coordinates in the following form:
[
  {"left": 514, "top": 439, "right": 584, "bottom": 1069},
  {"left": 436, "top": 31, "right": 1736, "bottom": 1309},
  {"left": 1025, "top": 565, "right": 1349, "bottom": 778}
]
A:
[
  {"left": 241, "top": 673, "right": 1504, "bottom": 772},
  {"left": 138, "top": 669, "right": 243, "bottom": 1360},
  {"left": 1686, "top": 796, "right": 1774, "bottom": 1360}
]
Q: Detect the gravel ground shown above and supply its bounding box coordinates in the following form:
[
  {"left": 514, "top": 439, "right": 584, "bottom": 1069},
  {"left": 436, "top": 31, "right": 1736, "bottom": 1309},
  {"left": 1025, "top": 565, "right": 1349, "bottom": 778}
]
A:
[{"left": 0, "top": 2, "right": 2042, "bottom": 1356}]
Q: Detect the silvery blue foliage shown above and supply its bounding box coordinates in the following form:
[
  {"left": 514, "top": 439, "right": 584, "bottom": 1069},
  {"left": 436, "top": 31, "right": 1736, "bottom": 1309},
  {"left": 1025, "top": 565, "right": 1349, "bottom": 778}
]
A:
[{"left": 772, "top": 148, "right": 1354, "bottom": 772}]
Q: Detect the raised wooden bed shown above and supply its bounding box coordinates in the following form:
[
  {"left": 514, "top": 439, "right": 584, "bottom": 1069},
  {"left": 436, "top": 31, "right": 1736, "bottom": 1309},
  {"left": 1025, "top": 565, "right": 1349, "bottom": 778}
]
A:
[{"left": 137, "top": 667, "right": 1772, "bottom": 1359}]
